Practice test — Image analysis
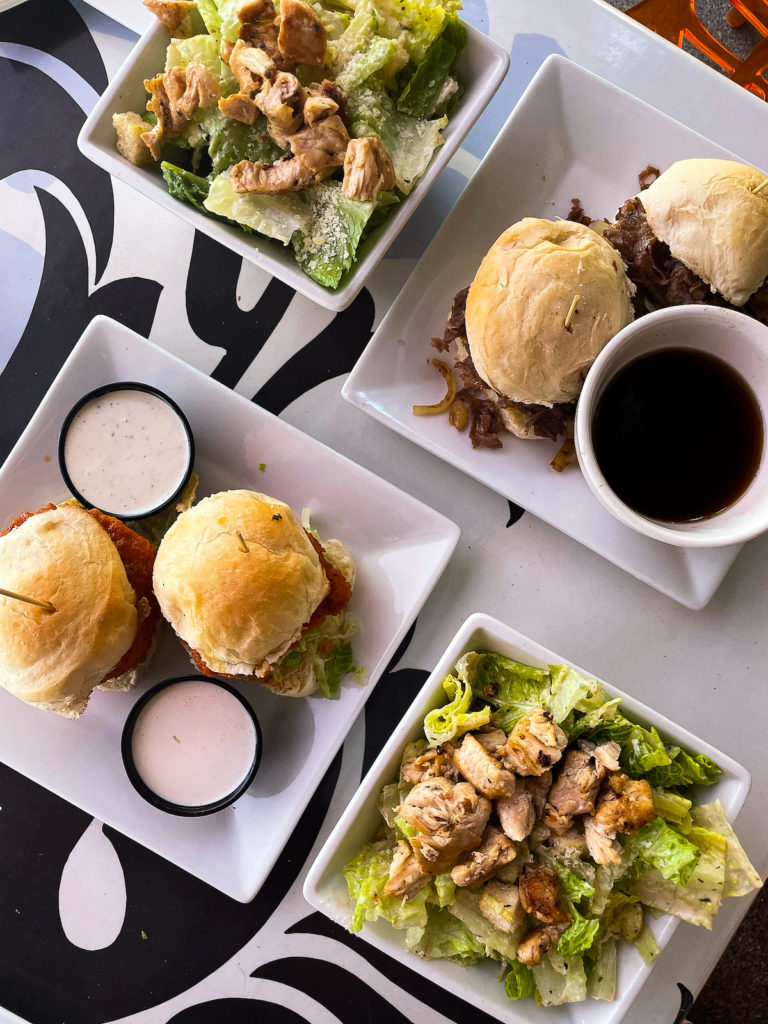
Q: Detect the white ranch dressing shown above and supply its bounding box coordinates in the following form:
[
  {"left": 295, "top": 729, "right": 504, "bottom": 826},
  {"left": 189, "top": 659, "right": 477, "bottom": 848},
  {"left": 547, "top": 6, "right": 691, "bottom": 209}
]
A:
[
  {"left": 63, "top": 389, "right": 190, "bottom": 516},
  {"left": 131, "top": 681, "right": 257, "bottom": 807}
]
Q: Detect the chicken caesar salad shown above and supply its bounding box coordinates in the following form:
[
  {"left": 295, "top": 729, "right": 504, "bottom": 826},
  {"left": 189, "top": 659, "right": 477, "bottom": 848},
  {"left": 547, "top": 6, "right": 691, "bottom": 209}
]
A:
[
  {"left": 114, "top": 0, "right": 467, "bottom": 288},
  {"left": 344, "top": 652, "right": 762, "bottom": 1006}
]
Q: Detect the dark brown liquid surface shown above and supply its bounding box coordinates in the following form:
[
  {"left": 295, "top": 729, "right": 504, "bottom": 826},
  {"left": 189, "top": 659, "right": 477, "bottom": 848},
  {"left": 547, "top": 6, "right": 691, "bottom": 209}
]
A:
[{"left": 593, "top": 348, "right": 764, "bottom": 522}]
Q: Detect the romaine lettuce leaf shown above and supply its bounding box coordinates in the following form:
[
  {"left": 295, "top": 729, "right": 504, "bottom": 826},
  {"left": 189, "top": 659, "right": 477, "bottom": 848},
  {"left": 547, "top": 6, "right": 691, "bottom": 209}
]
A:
[
  {"left": 586, "top": 937, "right": 617, "bottom": 1001},
  {"left": 203, "top": 172, "right": 311, "bottom": 243},
  {"left": 343, "top": 841, "right": 430, "bottom": 942},
  {"left": 646, "top": 748, "right": 721, "bottom": 789},
  {"left": 348, "top": 78, "right": 446, "bottom": 194},
  {"left": 505, "top": 961, "right": 536, "bottom": 1001},
  {"left": 547, "top": 664, "right": 607, "bottom": 724},
  {"left": 166, "top": 34, "right": 223, "bottom": 76},
  {"left": 376, "top": 0, "right": 463, "bottom": 64},
  {"left": 557, "top": 907, "right": 599, "bottom": 957},
  {"left": 458, "top": 651, "right": 549, "bottom": 732},
  {"left": 423, "top": 667, "right": 490, "bottom": 746},
  {"left": 292, "top": 180, "right": 377, "bottom": 288},
  {"left": 633, "top": 920, "right": 659, "bottom": 963},
  {"left": 622, "top": 818, "right": 701, "bottom": 887},
  {"left": 336, "top": 34, "right": 399, "bottom": 92},
  {"left": 195, "top": 0, "right": 222, "bottom": 35},
  {"left": 397, "top": 16, "right": 466, "bottom": 118},
  {"left": 272, "top": 609, "right": 359, "bottom": 699},
  {"left": 532, "top": 951, "right": 588, "bottom": 1006},
  {"left": 199, "top": 109, "right": 284, "bottom": 174},
  {"left": 448, "top": 889, "right": 524, "bottom": 961},
  {"left": 433, "top": 873, "right": 456, "bottom": 908},
  {"left": 414, "top": 906, "right": 485, "bottom": 963},
  {"left": 691, "top": 801, "right": 762, "bottom": 898},
  {"left": 162, "top": 162, "right": 211, "bottom": 212},
  {"left": 652, "top": 788, "right": 693, "bottom": 834}
]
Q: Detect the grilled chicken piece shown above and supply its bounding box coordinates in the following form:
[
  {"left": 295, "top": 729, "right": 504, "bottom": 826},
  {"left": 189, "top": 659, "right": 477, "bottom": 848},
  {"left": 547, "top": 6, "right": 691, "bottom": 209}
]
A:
[
  {"left": 219, "top": 92, "right": 261, "bottom": 124},
  {"left": 584, "top": 814, "right": 623, "bottom": 866},
  {"left": 231, "top": 154, "right": 314, "bottom": 194},
  {"left": 278, "top": 0, "right": 327, "bottom": 66},
  {"left": 342, "top": 137, "right": 396, "bottom": 201},
  {"left": 141, "top": 64, "right": 220, "bottom": 159},
  {"left": 255, "top": 70, "right": 305, "bottom": 141},
  {"left": 499, "top": 709, "right": 567, "bottom": 776},
  {"left": 383, "top": 840, "right": 430, "bottom": 899},
  {"left": 478, "top": 879, "right": 526, "bottom": 934},
  {"left": 237, "top": 0, "right": 288, "bottom": 68},
  {"left": 450, "top": 826, "right": 517, "bottom": 887},
  {"left": 453, "top": 733, "right": 517, "bottom": 800},
  {"left": 398, "top": 777, "right": 491, "bottom": 875},
  {"left": 496, "top": 788, "right": 535, "bottom": 842},
  {"left": 518, "top": 863, "right": 570, "bottom": 924},
  {"left": 230, "top": 39, "right": 277, "bottom": 92},
  {"left": 400, "top": 745, "right": 458, "bottom": 785},
  {"left": 473, "top": 726, "right": 507, "bottom": 756},
  {"left": 593, "top": 740, "right": 621, "bottom": 772},
  {"left": 541, "top": 746, "right": 611, "bottom": 831},
  {"left": 516, "top": 921, "right": 570, "bottom": 966},
  {"left": 594, "top": 773, "right": 655, "bottom": 835},
  {"left": 288, "top": 113, "right": 349, "bottom": 175},
  {"left": 143, "top": 0, "right": 195, "bottom": 32},
  {"left": 239, "top": 0, "right": 275, "bottom": 20},
  {"left": 305, "top": 80, "right": 348, "bottom": 125}
]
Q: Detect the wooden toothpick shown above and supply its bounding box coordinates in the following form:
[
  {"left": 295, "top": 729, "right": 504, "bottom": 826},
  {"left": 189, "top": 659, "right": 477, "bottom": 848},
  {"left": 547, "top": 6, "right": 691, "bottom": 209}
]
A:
[
  {"left": 751, "top": 177, "right": 768, "bottom": 195},
  {"left": 564, "top": 294, "right": 580, "bottom": 331},
  {"left": 0, "top": 587, "right": 55, "bottom": 612},
  {"left": 237, "top": 532, "right": 249, "bottom": 553}
]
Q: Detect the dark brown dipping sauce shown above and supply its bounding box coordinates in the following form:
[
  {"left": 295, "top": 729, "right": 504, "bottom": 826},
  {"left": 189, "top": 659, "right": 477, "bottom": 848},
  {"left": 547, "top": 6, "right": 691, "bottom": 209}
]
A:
[{"left": 593, "top": 348, "right": 764, "bottom": 522}]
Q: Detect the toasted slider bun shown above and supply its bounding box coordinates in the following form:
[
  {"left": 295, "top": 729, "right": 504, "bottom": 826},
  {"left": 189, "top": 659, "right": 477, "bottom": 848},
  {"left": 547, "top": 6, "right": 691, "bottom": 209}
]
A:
[
  {"left": 465, "top": 218, "right": 634, "bottom": 413},
  {"left": 153, "top": 490, "right": 330, "bottom": 677},
  {"left": 0, "top": 506, "right": 138, "bottom": 718},
  {"left": 640, "top": 158, "right": 768, "bottom": 307}
]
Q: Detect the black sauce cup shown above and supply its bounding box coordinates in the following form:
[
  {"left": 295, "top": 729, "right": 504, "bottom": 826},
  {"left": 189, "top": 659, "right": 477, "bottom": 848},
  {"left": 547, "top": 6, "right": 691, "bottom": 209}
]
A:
[
  {"left": 121, "top": 676, "right": 263, "bottom": 817},
  {"left": 58, "top": 381, "right": 195, "bottom": 520}
]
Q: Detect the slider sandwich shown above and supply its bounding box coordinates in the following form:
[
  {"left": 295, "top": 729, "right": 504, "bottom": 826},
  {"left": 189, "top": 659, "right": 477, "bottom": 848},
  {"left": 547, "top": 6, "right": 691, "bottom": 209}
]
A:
[
  {"left": 605, "top": 158, "right": 768, "bottom": 320},
  {"left": 152, "top": 490, "right": 357, "bottom": 698},
  {"left": 0, "top": 504, "right": 161, "bottom": 718},
  {"left": 433, "top": 218, "right": 634, "bottom": 448}
]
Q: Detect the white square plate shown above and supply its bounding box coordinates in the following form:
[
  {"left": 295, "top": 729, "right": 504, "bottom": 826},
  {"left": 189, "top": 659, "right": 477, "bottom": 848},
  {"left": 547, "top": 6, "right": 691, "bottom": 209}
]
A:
[
  {"left": 342, "top": 53, "right": 762, "bottom": 610},
  {"left": 0, "top": 315, "right": 460, "bottom": 902},
  {"left": 304, "top": 611, "right": 752, "bottom": 1024},
  {"left": 77, "top": 19, "right": 509, "bottom": 312}
]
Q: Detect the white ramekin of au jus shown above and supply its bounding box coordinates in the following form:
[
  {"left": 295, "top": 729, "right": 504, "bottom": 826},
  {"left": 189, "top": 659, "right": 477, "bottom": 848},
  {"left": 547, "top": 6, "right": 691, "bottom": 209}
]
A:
[
  {"left": 121, "top": 676, "right": 262, "bottom": 817},
  {"left": 58, "top": 381, "right": 195, "bottom": 520},
  {"left": 575, "top": 305, "right": 768, "bottom": 548}
]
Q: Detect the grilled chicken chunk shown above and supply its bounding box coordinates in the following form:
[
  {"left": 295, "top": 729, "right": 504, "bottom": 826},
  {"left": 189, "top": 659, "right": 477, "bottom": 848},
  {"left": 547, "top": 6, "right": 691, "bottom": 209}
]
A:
[
  {"left": 231, "top": 113, "right": 348, "bottom": 194},
  {"left": 256, "top": 70, "right": 305, "bottom": 141},
  {"left": 478, "top": 879, "right": 526, "bottom": 934},
  {"left": 219, "top": 92, "right": 261, "bottom": 124},
  {"left": 541, "top": 745, "right": 611, "bottom": 832},
  {"left": 584, "top": 814, "right": 623, "bottom": 866},
  {"left": 398, "top": 777, "right": 491, "bottom": 875},
  {"left": 231, "top": 154, "right": 314, "bottom": 194},
  {"left": 143, "top": 0, "right": 196, "bottom": 33},
  {"left": 383, "top": 840, "right": 430, "bottom": 899},
  {"left": 141, "top": 64, "right": 221, "bottom": 159},
  {"left": 516, "top": 921, "right": 570, "bottom": 966},
  {"left": 594, "top": 772, "right": 655, "bottom": 835},
  {"left": 288, "top": 113, "right": 349, "bottom": 175},
  {"left": 342, "top": 137, "right": 396, "bottom": 201},
  {"left": 450, "top": 825, "right": 517, "bottom": 887},
  {"left": 593, "top": 740, "right": 621, "bottom": 772},
  {"left": 230, "top": 39, "right": 277, "bottom": 92},
  {"left": 400, "top": 744, "right": 458, "bottom": 785},
  {"left": 499, "top": 709, "right": 567, "bottom": 776},
  {"left": 518, "top": 863, "right": 570, "bottom": 924},
  {"left": 473, "top": 726, "right": 507, "bottom": 756},
  {"left": 453, "top": 733, "right": 517, "bottom": 799},
  {"left": 278, "top": 0, "right": 327, "bottom": 66}
]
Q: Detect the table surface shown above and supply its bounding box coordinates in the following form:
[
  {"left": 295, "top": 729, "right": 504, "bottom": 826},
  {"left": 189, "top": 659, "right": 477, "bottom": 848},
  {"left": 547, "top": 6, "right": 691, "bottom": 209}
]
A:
[{"left": 0, "top": 1, "right": 766, "bottom": 1023}]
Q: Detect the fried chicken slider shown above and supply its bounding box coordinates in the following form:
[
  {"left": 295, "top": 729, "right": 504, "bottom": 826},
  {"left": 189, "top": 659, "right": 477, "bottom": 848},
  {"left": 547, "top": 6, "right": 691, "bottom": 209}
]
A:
[
  {"left": 152, "top": 490, "right": 356, "bottom": 697},
  {"left": 0, "top": 504, "right": 161, "bottom": 718},
  {"left": 453, "top": 218, "right": 634, "bottom": 444},
  {"left": 605, "top": 158, "right": 768, "bottom": 318}
]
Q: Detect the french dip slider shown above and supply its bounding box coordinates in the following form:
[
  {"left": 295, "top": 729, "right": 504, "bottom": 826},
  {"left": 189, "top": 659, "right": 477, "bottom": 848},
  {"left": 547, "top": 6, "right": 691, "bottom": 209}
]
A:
[
  {"left": 438, "top": 218, "right": 634, "bottom": 447},
  {"left": 0, "top": 504, "right": 161, "bottom": 718},
  {"left": 605, "top": 158, "right": 768, "bottom": 319},
  {"left": 152, "top": 490, "right": 356, "bottom": 698}
]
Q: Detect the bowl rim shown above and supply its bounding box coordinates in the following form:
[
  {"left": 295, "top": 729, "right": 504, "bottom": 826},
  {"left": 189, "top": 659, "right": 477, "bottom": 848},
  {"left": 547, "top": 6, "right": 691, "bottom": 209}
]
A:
[
  {"left": 121, "top": 674, "right": 263, "bottom": 817},
  {"left": 574, "top": 304, "right": 768, "bottom": 549},
  {"left": 58, "top": 380, "right": 196, "bottom": 521}
]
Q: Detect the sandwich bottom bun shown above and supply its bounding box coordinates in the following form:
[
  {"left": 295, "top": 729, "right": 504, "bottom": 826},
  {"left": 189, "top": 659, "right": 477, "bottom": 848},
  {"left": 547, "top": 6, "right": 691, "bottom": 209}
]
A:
[
  {"left": 640, "top": 158, "right": 768, "bottom": 307},
  {"left": 0, "top": 506, "right": 138, "bottom": 718},
  {"left": 465, "top": 218, "right": 634, "bottom": 407},
  {"left": 153, "top": 490, "right": 336, "bottom": 678}
]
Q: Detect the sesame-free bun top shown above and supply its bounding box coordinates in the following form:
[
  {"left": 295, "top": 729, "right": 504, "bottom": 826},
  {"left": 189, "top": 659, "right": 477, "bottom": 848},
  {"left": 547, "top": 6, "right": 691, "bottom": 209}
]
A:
[
  {"left": 152, "top": 490, "right": 330, "bottom": 677},
  {"left": 640, "top": 158, "right": 768, "bottom": 306},
  {"left": 0, "top": 506, "right": 137, "bottom": 718},
  {"left": 465, "top": 219, "right": 634, "bottom": 407}
]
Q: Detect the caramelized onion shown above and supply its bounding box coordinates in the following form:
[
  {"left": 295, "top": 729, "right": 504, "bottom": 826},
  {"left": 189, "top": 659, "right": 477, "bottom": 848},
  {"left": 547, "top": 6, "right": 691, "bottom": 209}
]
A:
[
  {"left": 448, "top": 399, "right": 468, "bottom": 432},
  {"left": 413, "top": 359, "right": 456, "bottom": 416}
]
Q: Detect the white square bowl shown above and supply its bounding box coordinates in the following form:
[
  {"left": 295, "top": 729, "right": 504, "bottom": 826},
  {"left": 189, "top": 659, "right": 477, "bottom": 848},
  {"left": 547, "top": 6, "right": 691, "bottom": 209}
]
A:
[
  {"left": 303, "top": 612, "right": 751, "bottom": 1024},
  {"left": 342, "top": 53, "right": 766, "bottom": 610},
  {"left": 0, "top": 315, "right": 461, "bottom": 902},
  {"left": 77, "top": 19, "right": 509, "bottom": 311}
]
